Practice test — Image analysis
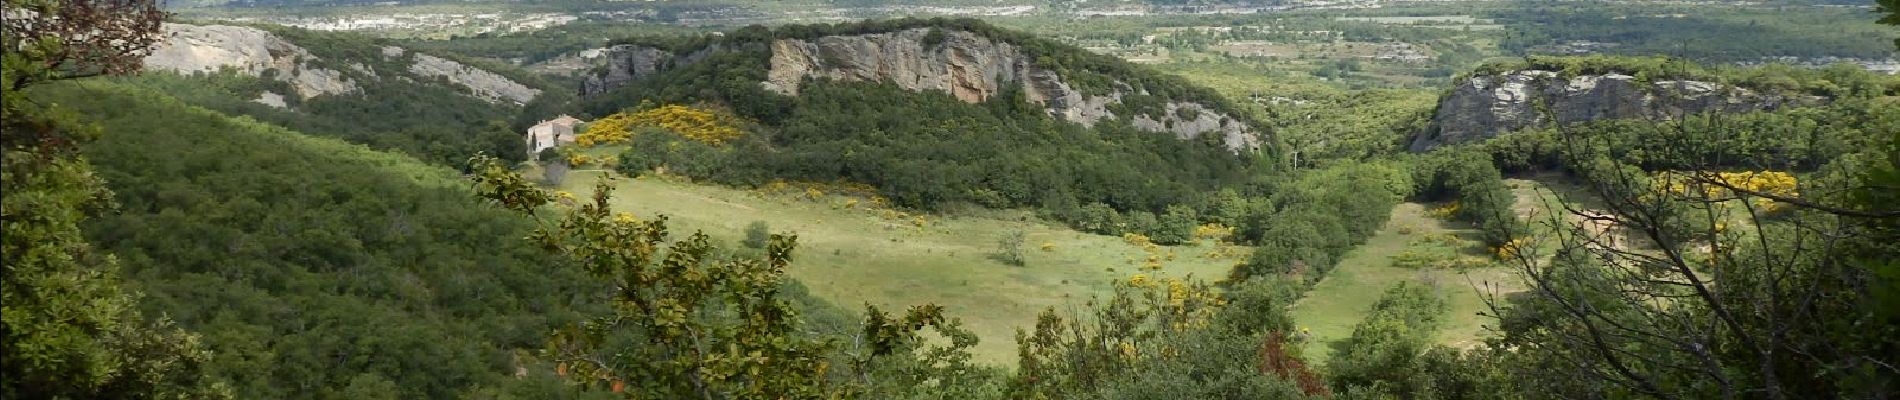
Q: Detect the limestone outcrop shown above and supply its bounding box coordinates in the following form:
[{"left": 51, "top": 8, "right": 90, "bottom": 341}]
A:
[
  {"left": 144, "top": 24, "right": 358, "bottom": 98},
  {"left": 145, "top": 24, "right": 540, "bottom": 106},
  {"left": 1411, "top": 70, "right": 1819, "bottom": 151},
  {"left": 580, "top": 44, "right": 719, "bottom": 96},
  {"left": 582, "top": 29, "right": 1260, "bottom": 151},
  {"left": 405, "top": 52, "right": 541, "bottom": 105}
]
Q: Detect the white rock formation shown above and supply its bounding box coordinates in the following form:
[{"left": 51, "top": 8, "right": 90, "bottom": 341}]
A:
[
  {"left": 252, "top": 92, "right": 288, "bottom": 108},
  {"left": 1411, "top": 70, "right": 1823, "bottom": 151},
  {"left": 143, "top": 24, "right": 541, "bottom": 106},
  {"left": 405, "top": 53, "right": 541, "bottom": 105},
  {"left": 144, "top": 24, "right": 358, "bottom": 98},
  {"left": 583, "top": 28, "right": 1262, "bottom": 152},
  {"left": 759, "top": 29, "right": 1259, "bottom": 151}
]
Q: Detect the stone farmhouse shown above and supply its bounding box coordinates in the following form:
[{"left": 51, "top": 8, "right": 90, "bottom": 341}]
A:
[{"left": 526, "top": 114, "right": 583, "bottom": 159}]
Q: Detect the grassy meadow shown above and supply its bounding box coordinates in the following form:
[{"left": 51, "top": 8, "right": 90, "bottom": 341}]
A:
[
  {"left": 1286, "top": 202, "right": 1523, "bottom": 364},
  {"left": 555, "top": 169, "right": 1243, "bottom": 365},
  {"left": 1287, "top": 177, "right": 1610, "bottom": 364},
  {"left": 545, "top": 166, "right": 1598, "bottom": 367}
]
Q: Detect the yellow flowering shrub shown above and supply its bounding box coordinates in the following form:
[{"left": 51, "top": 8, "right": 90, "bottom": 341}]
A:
[
  {"left": 1657, "top": 170, "right": 1799, "bottom": 212},
  {"left": 1191, "top": 223, "right": 1235, "bottom": 241},
  {"left": 576, "top": 113, "right": 633, "bottom": 145},
  {"left": 1426, "top": 201, "right": 1461, "bottom": 219},
  {"left": 1200, "top": 243, "right": 1248, "bottom": 261},
  {"left": 576, "top": 104, "right": 748, "bottom": 147},
  {"left": 1122, "top": 233, "right": 1152, "bottom": 247},
  {"left": 1720, "top": 171, "right": 1798, "bottom": 212},
  {"left": 1128, "top": 274, "right": 1151, "bottom": 287},
  {"left": 1490, "top": 238, "right": 1530, "bottom": 260}
]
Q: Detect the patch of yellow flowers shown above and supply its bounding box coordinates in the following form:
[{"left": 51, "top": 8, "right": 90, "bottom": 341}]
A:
[
  {"left": 1657, "top": 171, "right": 1799, "bottom": 213},
  {"left": 1490, "top": 237, "right": 1530, "bottom": 260},
  {"left": 576, "top": 104, "right": 747, "bottom": 147},
  {"left": 1191, "top": 223, "right": 1248, "bottom": 261},
  {"left": 1191, "top": 223, "right": 1235, "bottom": 242},
  {"left": 1122, "top": 233, "right": 1152, "bottom": 247},
  {"left": 566, "top": 153, "right": 592, "bottom": 167},
  {"left": 1426, "top": 201, "right": 1462, "bottom": 219},
  {"left": 752, "top": 179, "right": 920, "bottom": 227},
  {"left": 1128, "top": 273, "right": 1151, "bottom": 287}
]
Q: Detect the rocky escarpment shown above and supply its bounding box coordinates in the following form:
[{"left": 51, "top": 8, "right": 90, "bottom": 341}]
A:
[
  {"left": 1411, "top": 70, "right": 1820, "bottom": 151},
  {"left": 768, "top": 29, "right": 1257, "bottom": 151},
  {"left": 386, "top": 47, "right": 541, "bottom": 105},
  {"left": 145, "top": 24, "right": 359, "bottom": 99},
  {"left": 583, "top": 29, "right": 1260, "bottom": 152},
  {"left": 144, "top": 24, "right": 539, "bottom": 106},
  {"left": 580, "top": 44, "right": 720, "bottom": 97}
]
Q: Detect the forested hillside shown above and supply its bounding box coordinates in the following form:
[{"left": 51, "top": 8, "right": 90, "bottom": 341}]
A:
[
  {"left": 557, "top": 19, "right": 1285, "bottom": 243},
  {"left": 30, "top": 82, "right": 608, "bottom": 398},
  {"left": 130, "top": 23, "right": 572, "bottom": 167},
  {"left": 1416, "top": 56, "right": 1900, "bottom": 150}
]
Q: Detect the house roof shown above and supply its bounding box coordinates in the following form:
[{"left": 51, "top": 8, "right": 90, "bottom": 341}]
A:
[
  {"left": 546, "top": 114, "right": 582, "bottom": 126},
  {"left": 527, "top": 115, "right": 584, "bottom": 136}
]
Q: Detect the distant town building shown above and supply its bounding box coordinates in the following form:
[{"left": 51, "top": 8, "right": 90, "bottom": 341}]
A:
[{"left": 526, "top": 114, "right": 583, "bottom": 159}]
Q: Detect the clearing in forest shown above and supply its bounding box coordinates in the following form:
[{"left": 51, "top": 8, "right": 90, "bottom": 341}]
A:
[
  {"left": 556, "top": 170, "right": 1240, "bottom": 366},
  {"left": 1287, "top": 202, "right": 1522, "bottom": 364},
  {"left": 1288, "top": 176, "right": 1613, "bottom": 364}
]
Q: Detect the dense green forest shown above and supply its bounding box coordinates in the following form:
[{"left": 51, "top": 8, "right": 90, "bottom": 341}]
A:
[
  {"left": 611, "top": 80, "right": 1259, "bottom": 220},
  {"left": 29, "top": 82, "right": 608, "bottom": 398}
]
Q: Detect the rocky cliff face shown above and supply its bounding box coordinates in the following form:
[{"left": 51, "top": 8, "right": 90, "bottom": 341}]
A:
[
  {"left": 1411, "top": 70, "right": 1818, "bottom": 151},
  {"left": 767, "top": 29, "right": 1258, "bottom": 151},
  {"left": 392, "top": 47, "right": 542, "bottom": 105},
  {"left": 583, "top": 29, "right": 1260, "bottom": 151},
  {"left": 580, "top": 44, "right": 719, "bottom": 96},
  {"left": 144, "top": 24, "right": 539, "bottom": 106},
  {"left": 145, "top": 24, "right": 359, "bottom": 99}
]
